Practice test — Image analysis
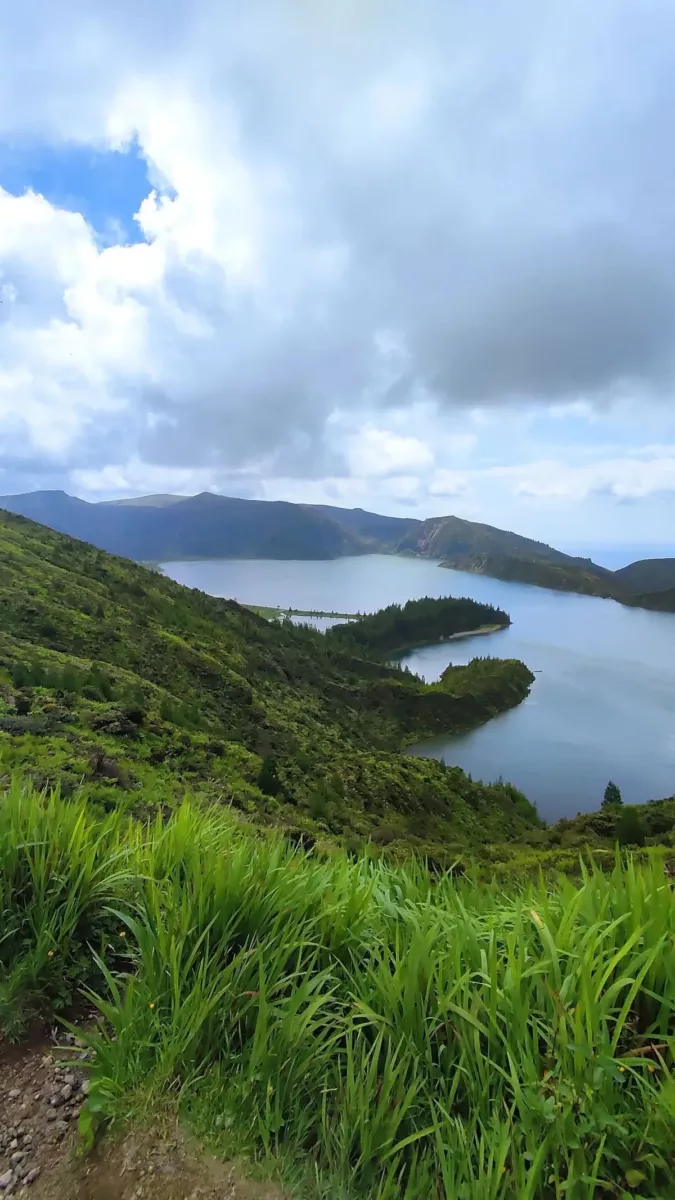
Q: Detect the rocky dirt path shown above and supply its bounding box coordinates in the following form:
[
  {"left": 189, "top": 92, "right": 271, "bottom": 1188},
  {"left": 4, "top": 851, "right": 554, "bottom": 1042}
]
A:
[{"left": 0, "top": 1037, "right": 285, "bottom": 1200}]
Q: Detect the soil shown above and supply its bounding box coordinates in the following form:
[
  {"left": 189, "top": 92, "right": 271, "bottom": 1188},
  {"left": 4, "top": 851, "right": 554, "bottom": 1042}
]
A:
[{"left": 0, "top": 1035, "right": 285, "bottom": 1200}]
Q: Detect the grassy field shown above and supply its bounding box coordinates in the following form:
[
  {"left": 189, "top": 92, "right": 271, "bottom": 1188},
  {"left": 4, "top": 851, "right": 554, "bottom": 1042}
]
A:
[{"left": 2, "top": 780, "right": 674, "bottom": 1198}]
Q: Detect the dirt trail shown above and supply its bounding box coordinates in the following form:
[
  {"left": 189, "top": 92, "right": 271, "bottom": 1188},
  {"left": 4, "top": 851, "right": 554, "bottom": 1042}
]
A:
[{"left": 0, "top": 1038, "right": 285, "bottom": 1200}]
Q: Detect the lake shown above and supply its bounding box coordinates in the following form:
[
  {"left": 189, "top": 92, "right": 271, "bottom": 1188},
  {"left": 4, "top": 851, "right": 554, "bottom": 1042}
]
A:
[{"left": 161, "top": 555, "right": 675, "bottom": 821}]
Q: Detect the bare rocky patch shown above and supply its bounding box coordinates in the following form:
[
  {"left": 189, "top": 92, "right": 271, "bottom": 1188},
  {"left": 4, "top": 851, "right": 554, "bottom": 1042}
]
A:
[{"left": 0, "top": 1039, "right": 285, "bottom": 1200}]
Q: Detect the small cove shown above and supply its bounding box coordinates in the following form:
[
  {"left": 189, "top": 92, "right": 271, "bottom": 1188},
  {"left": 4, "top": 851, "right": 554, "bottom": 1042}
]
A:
[{"left": 161, "top": 554, "right": 675, "bottom": 821}]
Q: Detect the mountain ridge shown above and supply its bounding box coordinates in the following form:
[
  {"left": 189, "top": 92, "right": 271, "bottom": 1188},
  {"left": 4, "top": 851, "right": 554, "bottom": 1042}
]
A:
[{"left": 0, "top": 489, "right": 673, "bottom": 610}]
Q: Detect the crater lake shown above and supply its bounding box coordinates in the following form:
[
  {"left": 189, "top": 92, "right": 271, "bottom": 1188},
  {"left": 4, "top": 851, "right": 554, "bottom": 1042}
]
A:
[{"left": 161, "top": 554, "right": 675, "bottom": 821}]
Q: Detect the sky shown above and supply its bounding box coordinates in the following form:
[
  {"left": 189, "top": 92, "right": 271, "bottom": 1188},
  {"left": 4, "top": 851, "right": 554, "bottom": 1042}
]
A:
[{"left": 1, "top": 1, "right": 675, "bottom": 548}]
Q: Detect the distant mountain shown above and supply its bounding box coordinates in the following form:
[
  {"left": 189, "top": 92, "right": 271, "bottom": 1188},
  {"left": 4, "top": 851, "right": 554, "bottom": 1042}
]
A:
[
  {"left": 0, "top": 491, "right": 364, "bottom": 561},
  {"left": 0, "top": 490, "right": 673, "bottom": 612},
  {"left": 396, "top": 514, "right": 575, "bottom": 564},
  {"left": 438, "top": 552, "right": 616, "bottom": 597},
  {"left": 307, "top": 504, "right": 420, "bottom": 548},
  {"left": 105, "top": 494, "right": 184, "bottom": 508}
]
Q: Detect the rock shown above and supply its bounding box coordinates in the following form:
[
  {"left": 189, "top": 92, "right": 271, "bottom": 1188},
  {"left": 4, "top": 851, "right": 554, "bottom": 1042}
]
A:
[
  {"left": 45, "top": 1110, "right": 56, "bottom": 1122},
  {"left": 25, "top": 1168, "right": 40, "bottom": 1185},
  {"left": 0, "top": 1172, "right": 13, "bottom": 1191},
  {"left": 60, "top": 1084, "right": 73, "bottom": 1102},
  {"left": 8, "top": 1154, "right": 23, "bottom": 1167},
  {"left": 80, "top": 1079, "right": 90, "bottom": 1095},
  {"left": 7, "top": 1090, "right": 20, "bottom": 1101}
]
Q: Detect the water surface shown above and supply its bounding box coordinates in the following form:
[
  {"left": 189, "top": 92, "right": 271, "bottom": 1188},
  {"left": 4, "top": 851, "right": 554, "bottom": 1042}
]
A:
[{"left": 161, "top": 555, "right": 675, "bottom": 820}]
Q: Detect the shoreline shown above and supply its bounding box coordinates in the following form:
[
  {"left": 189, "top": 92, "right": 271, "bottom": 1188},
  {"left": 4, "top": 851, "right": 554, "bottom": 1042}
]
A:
[
  {"left": 388, "top": 622, "right": 507, "bottom": 659},
  {"left": 245, "top": 604, "right": 357, "bottom": 621},
  {"left": 443, "top": 623, "right": 504, "bottom": 641}
]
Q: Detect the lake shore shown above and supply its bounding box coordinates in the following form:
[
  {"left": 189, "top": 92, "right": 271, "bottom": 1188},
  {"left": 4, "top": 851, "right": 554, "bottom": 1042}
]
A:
[
  {"left": 443, "top": 623, "right": 504, "bottom": 641},
  {"left": 245, "top": 603, "right": 357, "bottom": 621}
]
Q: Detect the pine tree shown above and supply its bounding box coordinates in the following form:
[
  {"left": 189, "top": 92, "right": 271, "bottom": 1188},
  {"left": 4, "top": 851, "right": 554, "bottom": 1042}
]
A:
[{"left": 602, "top": 780, "right": 623, "bottom": 809}]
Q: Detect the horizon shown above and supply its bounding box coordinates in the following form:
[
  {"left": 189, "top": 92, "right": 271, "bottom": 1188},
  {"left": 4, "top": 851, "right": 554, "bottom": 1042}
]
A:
[
  {"left": 2, "top": 2, "right": 675, "bottom": 545},
  {"left": 2, "top": 485, "right": 673, "bottom": 565}
]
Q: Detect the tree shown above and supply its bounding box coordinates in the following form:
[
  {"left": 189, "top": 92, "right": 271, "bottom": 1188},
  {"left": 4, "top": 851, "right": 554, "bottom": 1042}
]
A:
[
  {"left": 602, "top": 780, "right": 623, "bottom": 809},
  {"left": 616, "top": 805, "right": 645, "bottom": 847},
  {"left": 258, "top": 754, "right": 281, "bottom": 797}
]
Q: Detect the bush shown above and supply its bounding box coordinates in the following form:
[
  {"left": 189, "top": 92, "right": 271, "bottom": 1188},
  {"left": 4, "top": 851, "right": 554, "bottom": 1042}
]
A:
[{"left": 616, "top": 805, "right": 646, "bottom": 847}]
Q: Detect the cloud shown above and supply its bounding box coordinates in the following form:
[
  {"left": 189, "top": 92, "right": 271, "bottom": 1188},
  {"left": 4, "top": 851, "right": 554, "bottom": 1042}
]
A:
[
  {"left": 346, "top": 425, "right": 434, "bottom": 477},
  {"left": 0, "top": 0, "right": 675, "bottom": 537},
  {"left": 513, "top": 455, "right": 675, "bottom": 502}
]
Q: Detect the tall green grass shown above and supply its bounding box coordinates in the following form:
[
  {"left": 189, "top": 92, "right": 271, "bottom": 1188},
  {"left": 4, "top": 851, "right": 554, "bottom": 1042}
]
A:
[{"left": 1, "top": 780, "right": 674, "bottom": 1197}]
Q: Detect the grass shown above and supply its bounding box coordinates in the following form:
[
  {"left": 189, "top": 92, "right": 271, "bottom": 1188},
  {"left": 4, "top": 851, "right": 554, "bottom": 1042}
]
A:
[{"left": 2, "top": 780, "right": 675, "bottom": 1197}]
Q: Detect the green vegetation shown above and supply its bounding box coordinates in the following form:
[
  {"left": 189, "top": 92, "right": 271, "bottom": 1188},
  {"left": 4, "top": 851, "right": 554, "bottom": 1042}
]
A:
[
  {"left": 3, "top": 489, "right": 675, "bottom": 613},
  {"left": 3, "top": 510, "right": 675, "bottom": 1196},
  {"left": 0, "top": 509, "right": 539, "bottom": 864},
  {"left": 3, "top": 784, "right": 675, "bottom": 1197},
  {"left": 326, "top": 595, "right": 509, "bottom": 656},
  {"left": 603, "top": 780, "right": 623, "bottom": 809},
  {"left": 615, "top": 557, "right": 675, "bottom": 594},
  {"left": 440, "top": 552, "right": 616, "bottom": 597}
]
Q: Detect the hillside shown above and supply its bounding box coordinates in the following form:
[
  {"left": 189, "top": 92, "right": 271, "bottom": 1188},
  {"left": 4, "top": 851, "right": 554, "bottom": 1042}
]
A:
[
  {"left": 615, "top": 556, "right": 675, "bottom": 594},
  {"left": 623, "top": 587, "right": 675, "bottom": 613},
  {"left": 3, "top": 489, "right": 675, "bottom": 612},
  {"left": 3, "top": 515, "right": 675, "bottom": 1198},
  {"left": 0, "top": 488, "right": 607, "bottom": 568},
  {"left": 0, "top": 509, "right": 538, "bottom": 861},
  {"left": 4, "top": 790, "right": 675, "bottom": 1198},
  {"left": 396, "top": 512, "right": 574, "bottom": 562},
  {"left": 439, "top": 551, "right": 616, "bottom": 596},
  {"left": 307, "top": 503, "right": 420, "bottom": 548},
  {"left": 0, "top": 490, "right": 365, "bottom": 561}
]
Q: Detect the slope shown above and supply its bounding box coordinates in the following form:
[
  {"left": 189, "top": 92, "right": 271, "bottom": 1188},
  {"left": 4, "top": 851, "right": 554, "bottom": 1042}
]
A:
[
  {"left": 0, "top": 491, "right": 365, "bottom": 561},
  {"left": 0, "top": 510, "right": 539, "bottom": 861},
  {"left": 615, "top": 557, "right": 675, "bottom": 594},
  {"left": 396, "top": 513, "right": 577, "bottom": 562},
  {"left": 438, "top": 551, "right": 616, "bottom": 596},
  {"left": 308, "top": 503, "right": 421, "bottom": 548}
]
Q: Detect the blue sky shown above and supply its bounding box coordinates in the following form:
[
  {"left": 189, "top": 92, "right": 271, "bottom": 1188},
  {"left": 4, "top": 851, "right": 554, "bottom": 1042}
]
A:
[
  {"left": 1, "top": 0, "right": 674, "bottom": 547},
  {"left": 0, "top": 139, "right": 150, "bottom": 245}
]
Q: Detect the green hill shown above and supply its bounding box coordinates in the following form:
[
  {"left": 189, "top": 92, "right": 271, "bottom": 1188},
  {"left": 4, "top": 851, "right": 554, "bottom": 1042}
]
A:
[
  {"left": 614, "top": 557, "right": 675, "bottom": 594},
  {"left": 0, "top": 509, "right": 538, "bottom": 861},
  {"left": 0, "top": 490, "right": 366, "bottom": 561},
  {"left": 396, "top": 512, "right": 577, "bottom": 562},
  {"left": 3, "top": 489, "right": 675, "bottom": 612},
  {"left": 623, "top": 586, "right": 675, "bottom": 613},
  {"left": 3, "top": 515, "right": 675, "bottom": 1198},
  {"left": 439, "top": 551, "right": 617, "bottom": 596}
]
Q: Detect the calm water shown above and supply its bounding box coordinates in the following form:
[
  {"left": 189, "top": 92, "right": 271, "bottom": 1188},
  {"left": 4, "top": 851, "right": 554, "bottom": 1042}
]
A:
[{"left": 161, "top": 555, "right": 675, "bottom": 821}]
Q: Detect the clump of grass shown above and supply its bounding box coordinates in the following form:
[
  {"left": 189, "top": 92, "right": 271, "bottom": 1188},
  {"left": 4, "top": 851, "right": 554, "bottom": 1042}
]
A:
[{"left": 2, "top": 780, "right": 675, "bottom": 1197}]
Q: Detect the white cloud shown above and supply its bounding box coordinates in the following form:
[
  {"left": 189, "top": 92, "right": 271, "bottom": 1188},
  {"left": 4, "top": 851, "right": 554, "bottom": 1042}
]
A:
[
  {"left": 346, "top": 425, "right": 434, "bottom": 476},
  {"left": 513, "top": 455, "right": 675, "bottom": 501},
  {"left": 1, "top": 0, "right": 675, "bottom": 545}
]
